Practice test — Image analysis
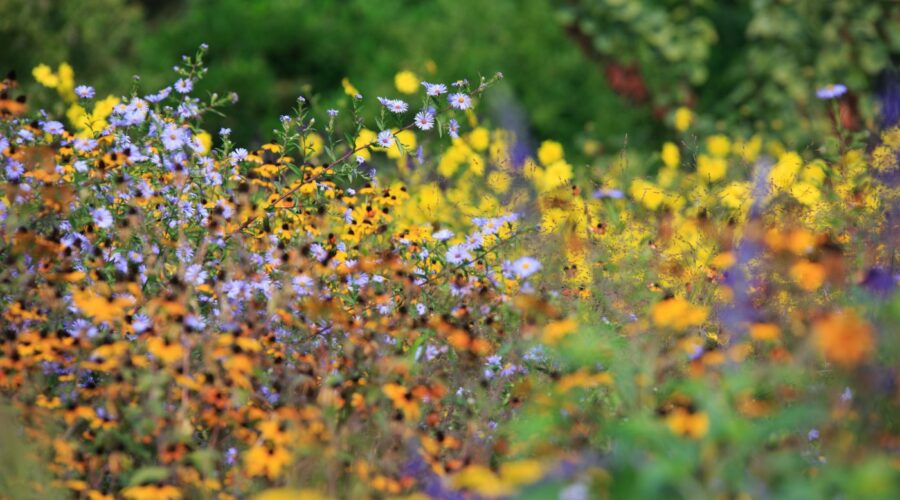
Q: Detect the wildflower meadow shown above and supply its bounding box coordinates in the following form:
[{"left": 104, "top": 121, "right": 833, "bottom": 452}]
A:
[{"left": 1, "top": 2, "right": 899, "bottom": 499}]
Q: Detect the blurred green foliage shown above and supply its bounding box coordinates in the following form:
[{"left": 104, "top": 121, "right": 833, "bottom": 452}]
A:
[
  {"left": 0, "top": 0, "right": 143, "bottom": 91},
  {"left": 557, "top": 0, "right": 900, "bottom": 144},
  {"left": 2, "top": 0, "right": 897, "bottom": 152}
]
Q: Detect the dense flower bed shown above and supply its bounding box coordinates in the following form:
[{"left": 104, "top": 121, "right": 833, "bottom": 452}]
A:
[{"left": 1, "top": 47, "right": 899, "bottom": 498}]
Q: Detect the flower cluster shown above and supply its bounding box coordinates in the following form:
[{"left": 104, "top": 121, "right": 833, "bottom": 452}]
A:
[{"left": 1, "top": 47, "right": 898, "bottom": 499}]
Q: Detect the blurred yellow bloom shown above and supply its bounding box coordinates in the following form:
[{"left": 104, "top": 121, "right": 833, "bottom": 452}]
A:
[
  {"left": 661, "top": 141, "right": 680, "bottom": 169},
  {"left": 195, "top": 131, "right": 212, "bottom": 154},
  {"left": 487, "top": 171, "right": 511, "bottom": 193},
  {"left": 790, "top": 182, "right": 821, "bottom": 206},
  {"left": 394, "top": 70, "right": 419, "bottom": 94},
  {"left": 630, "top": 179, "right": 666, "bottom": 210},
  {"left": 652, "top": 297, "right": 708, "bottom": 330},
  {"left": 719, "top": 182, "right": 750, "bottom": 209},
  {"left": 542, "top": 318, "right": 577, "bottom": 344},
  {"left": 673, "top": 107, "right": 694, "bottom": 132},
  {"left": 301, "top": 132, "right": 324, "bottom": 158},
  {"left": 706, "top": 134, "right": 731, "bottom": 157},
  {"left": 770, "top": 151, "right": 802, "bottom": 190},
  {"left": 468, "top": 127, "right": 490, "bottom": 151},
  {"left": 697, "top": 154, "right": 727, "bottom": 182},
  {"left": 341, "top": 77, "right": 359, "bottom": 96},
  {"left": 537, "top": 140, "right": 563, "bottom": 165},
  {"left": 254, "top": 489, "right": 324, "bottom": 500},
  {"left": 33, "top": 64, "right": 59, "bottom": 88}
]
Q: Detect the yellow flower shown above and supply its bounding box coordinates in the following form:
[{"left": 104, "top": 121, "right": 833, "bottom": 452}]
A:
[
  {"left": 537, "top": 140, "right": 563, "bottom": 165},
  {"left": 383, "top": 383, "right": 420, "bottom": 420},
  {"left": 652, "top": 297, "right": 708, "bottom": 330},
  {"left": 32, "top": 64, "right": 59, "bottom": 88},
  {"left": 122, "top": 485, "right": 182, "bottom": 500},
  {"left": 72, "top": 288, "right": 134, "bottom": 324},
  {"left": 394, "top": 70, "right": 419, "bottom": 94},
  {"left": 814, "top": 310, "right": 874, "bottom": 367},
  {"left": 245, "top": 444, "right": 293, "bottom": 480},
  {"left": 770, "top": 151, "right": 802, "bottom": 190},
  {"left": 736, "top": 134, "right": 763, "bottom": 163},
  {"left": 629, "top": 179, "right": 665, "bottom": 210},
  {"left": 300, "top": 132, "right": 324, "bottom": 158},
  {"left": 147, "top": 336, "right": 184, "bottom": 365},
  {"left": 195, "top": 131, "right": 212, "bottom": 154},
  {"left": 354, "top": 129, "right": 377, "bottom": 160},
  {"left": 341, "top": 77, "right": 359, "bottom": 97},
  {"left": 673, "top": 107, "right": 694, "bottom": 132},
  {"left": 661, "top": 141, "right": 680, "bottom": 169},
  {"left": 697, "top": 154, "right": 727, "bottom": 182},
  {"left": 542, "top": 318, "right": 578, "bottom": 345},
  {"left": 718, "top": 182, "right": 750, "bottom": 209},
  {"left": 468, "top": 127, "right": 490, "bottom": 151},
  {"left": 487, "top": 171, "right": 511, "bottom": 193},
  {"left": 705, "top": 134, "right": 731, "bottom": 157},
  {"left": 254, "top": 489, "right": 325, "bottom": 500},
  {"left": 57, "top": 63, "right": 76, "bottom": 101},
  {"left": 790, "top": 182, "right": 821, "bottom": 206}
]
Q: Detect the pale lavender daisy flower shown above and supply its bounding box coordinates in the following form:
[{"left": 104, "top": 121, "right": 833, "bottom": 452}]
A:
[
  {"left": 512, "top": 256, "right": 541, "bottom": 278},
  {"left": 448, "top": 93, "right": 472, "bottom": 110},
  {"left": 174, "top": 78, "right": 193, "bottom": 94},
  {"left": 92, "top": 207, "right": 114, "bottom": 229},
  {"left": 421, "top": 82, "right": 447, "bottom": 96},
  {"left": 74, "top": 85, "right": 95, "bottom": 99},
  {"left": 414, "top": 110, "right": 435, "bottom": 130},
  {"left": 376, "top": 130, "right": 395, "bottom": 148}
]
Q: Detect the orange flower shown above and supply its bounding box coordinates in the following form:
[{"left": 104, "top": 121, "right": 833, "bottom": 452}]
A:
[
  {"left": 652, "top": 297, "right": 708, "bottom": 330},
  {"left": 383, "top": 383, "right": 420, "bottom": 420},
  {"left": 666, "top": 408, "right": 709, "bottom": 438},
  {"left": 146, "top": 336, "right": 184, "bottom": 365},
  {"left": 245, "top": 444, "right": 292, "bottom": 480},
  {"left": 71, "top": 287, "right": 134, "bottom": 324},
  {"left": 749, "top": 323, "right": 780, "bottom": 342},
  {"left": 814, "top": 310, "right": 874, "bottom": 367},
  {"left": 789, "top": 260, "right": 826, "bottom": 291}
]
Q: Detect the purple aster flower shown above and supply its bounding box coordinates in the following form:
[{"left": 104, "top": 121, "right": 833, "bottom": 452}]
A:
[
  {"left": 377, "top": 97, "right": 408, "bottom": 113},
  {"left": 448, "top": 119, "right": 460, "bottom": 139},
  {"left": 432, "top": 228, "right": 454, "bottom": 241},
  {"left": 174, "top": 78, "right": 193, "bottom": 94},
  {"left": 414, "top": 110, "right": 435, "bottom": 130},
  {"left": 421, "top": 82, "right": 447, "bottom": 96},
  {"left": 42, "top": 121, "right": 65, "bottom": 135},
  {"left": 445, "top": 244, "right": 472, "bottom": 265},
  {"left": 327, "top": 108, "right": 339, "bottom": 117},
  {"left": 448, "top": 93, "right": 472, "bottom": 110},
  {"left": 145, "top": 86, "right": 172, "bottom": 103},
  {"left": 161, "top": 123, "right": 185, "bottom": 151},
  {"left": 229, "top": 147, "right": 248, "bottom": 164},
  {"left": 74, "top": 85, "right": 95, "bottom": 99},
  {"left": 512, "top": 256, "right": 541, "bottom": 278},
  {"left": 376, "top": 130, "right": 395, "bottom": 148},
  {"left": 184, "top": 264, "right": 207, "bottom": 286},
  {"left": 91, "top": 207, "right": 114, "bottom": 229},
  {"left": 593, "top": 188, "right": 625, "bottom": 199}
]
